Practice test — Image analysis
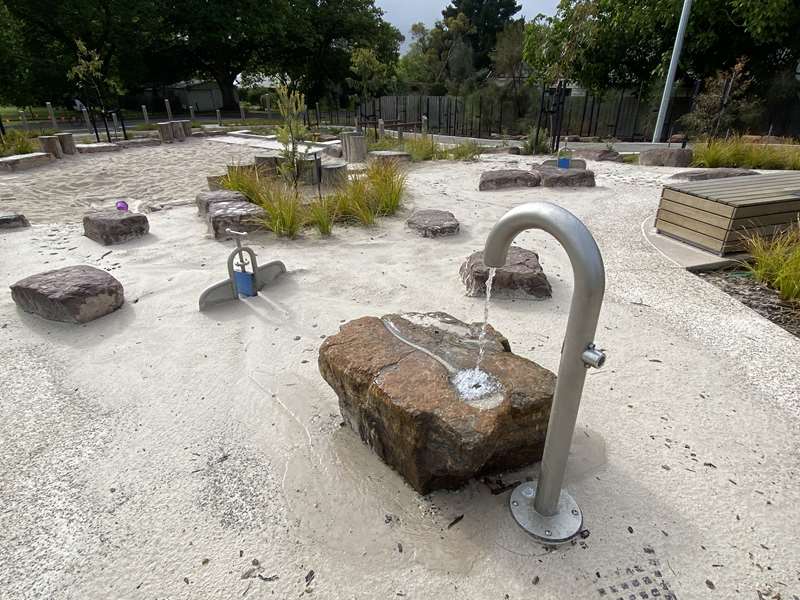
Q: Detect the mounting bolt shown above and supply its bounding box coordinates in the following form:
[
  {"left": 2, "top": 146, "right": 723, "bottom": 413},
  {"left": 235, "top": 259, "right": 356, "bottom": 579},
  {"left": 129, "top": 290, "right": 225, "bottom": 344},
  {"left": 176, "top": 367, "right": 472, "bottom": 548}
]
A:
[
  {"left": 571, "top": 509, "right": 579, "bottom": 516},
  {"left": 582, "top": 343, "right": 606, "bottom": 369},
  {"left": 544, "top": 529, "right": 552, "bottom": 536},
  {"left": 512, "top": 500, "right": 519, "bottom": 507}
]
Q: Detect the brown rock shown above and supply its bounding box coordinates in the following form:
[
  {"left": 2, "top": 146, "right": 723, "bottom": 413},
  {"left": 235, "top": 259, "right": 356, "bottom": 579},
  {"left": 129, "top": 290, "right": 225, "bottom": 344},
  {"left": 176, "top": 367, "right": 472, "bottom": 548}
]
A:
[
  {"left": 478, "top": 169, "right": 541, "bottom": 191},
  {"left": 83, "top": 211, "right": 149, "bottom": 245},
  {"left": 406, "top": 209, "right": 460, "bottom": 237},
  {"left": 460, "top": 246, "right": 552, "bottom": 299},
  {"left": 318, "top": 312, "right": 555, "bottom": 493},
  {"left": 670, "top": 168, "right": 757, "bottom": 181},
  {"left": 206, "top": 200, "right": 265, "bottom": 239},
  {"left": 571, "top": 149, "right": 623, "bottom": 162},
  {"left": 196, "top": 190, "right": 248, "bottom": 215},
  {"left": 638, "top": 148, "right": 693, "bottom": 167},
  {"left": 531, "top": 164, "right": 596, "bottom": 187},
  {"left": 10, "top": 265, "right": 124, "bottom": 323}
]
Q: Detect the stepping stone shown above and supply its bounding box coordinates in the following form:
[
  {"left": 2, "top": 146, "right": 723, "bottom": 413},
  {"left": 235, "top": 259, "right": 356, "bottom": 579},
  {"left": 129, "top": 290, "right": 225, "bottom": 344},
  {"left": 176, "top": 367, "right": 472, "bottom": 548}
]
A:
[
  {"left": 478, "top": 169, "right": 541, "bottom": 191},
  {"left": 206, "top": 200, "right": 265, "bottom": 239},
  {"left": 321, "top": 162, "right": 347, "bottom": 186},
  {"left": 541, "top": 158, "right": 587, "bottom": 169},
  {"left": 254, "top": 155, "right": 280, "bottom": 174},
  {"left": 55, "top": 132, "right": 77, "bottom": 155},
  {"left": 38, "top": 135, "right": 64, "bottom": 159},
  {"left": 406, "top": 209, "right": 460, "bottom": 237},
  {"left": 196, "top": 190, "right": 248, "bottom": 215},
  {"left": 157, "top": 122, "right": 173, "bottom": 143},
  {"left": 76, "top": 143, "right": 121, "bottom": 153},
  {"left": 671, "top": 168, "right": 757, "bottom": 181},
  {"left": 571, "top": 148, "right": 623, "bottom": 162},
  {"left": 10, "top": 265, "right": 124, "bottom": 323},
  {"left": 323, "top": 144, "right": 343, "bottom": 158},
  {"left": 639, "top": 148, "right": 693, "bottom": 167},
  {"left": 0, "top": 213, "right": 30, "bottom": 229},
  {"left": 368, "top": 150, "right": 412, "bottom": 164},
  {"left": 531, "top": 164, "right": 596, "bottom": 187},
  {"left": 460, "top": 246, "right": 552, "bottom": 299},
  {"left": 318, "top": 311, "right": 555, "bottom": 494},
  {"left": 170, "top": 121, "right": 186, "bottom": 141},
  {"left": 0, "top": 152, "right": 53, "bottom": 172},
  {"left": 83, "top": 211, "right": 149, "bottom": 245}
]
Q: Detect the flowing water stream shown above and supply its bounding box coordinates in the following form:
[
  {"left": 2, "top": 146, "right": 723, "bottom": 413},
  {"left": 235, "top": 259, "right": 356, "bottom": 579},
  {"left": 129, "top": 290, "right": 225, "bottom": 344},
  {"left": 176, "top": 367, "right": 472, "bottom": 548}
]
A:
[{"left": 476, "top": 267, "right": 497, "bottom": 371}]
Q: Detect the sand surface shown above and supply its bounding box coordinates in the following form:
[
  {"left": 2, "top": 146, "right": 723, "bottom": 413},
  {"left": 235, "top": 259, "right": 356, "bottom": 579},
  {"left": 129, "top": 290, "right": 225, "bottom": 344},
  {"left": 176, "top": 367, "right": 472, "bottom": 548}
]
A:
[{"left": 1, "top": 140, "right": 799, "bottom": 599}]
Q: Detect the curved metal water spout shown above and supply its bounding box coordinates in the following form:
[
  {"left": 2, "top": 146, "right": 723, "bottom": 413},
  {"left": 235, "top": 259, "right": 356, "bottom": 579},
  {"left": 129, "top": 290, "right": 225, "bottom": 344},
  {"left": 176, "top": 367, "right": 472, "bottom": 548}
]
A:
[{"left": 483, "top": 201, "right": 606, "bottom": 543}]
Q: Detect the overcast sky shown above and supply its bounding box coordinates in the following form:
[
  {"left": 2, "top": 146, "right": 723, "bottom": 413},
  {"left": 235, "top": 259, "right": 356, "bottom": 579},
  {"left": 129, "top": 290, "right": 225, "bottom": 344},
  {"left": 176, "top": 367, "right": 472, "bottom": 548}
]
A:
[{"left": 375, "top": 0, "right": 560, "bottom": 50}]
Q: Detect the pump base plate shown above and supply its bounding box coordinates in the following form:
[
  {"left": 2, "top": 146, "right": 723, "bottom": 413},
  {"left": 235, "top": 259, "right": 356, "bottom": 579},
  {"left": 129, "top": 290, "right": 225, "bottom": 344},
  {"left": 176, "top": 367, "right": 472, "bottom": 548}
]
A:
[{"left": 509, "top": 480, "right": 583, "bottom": 544}]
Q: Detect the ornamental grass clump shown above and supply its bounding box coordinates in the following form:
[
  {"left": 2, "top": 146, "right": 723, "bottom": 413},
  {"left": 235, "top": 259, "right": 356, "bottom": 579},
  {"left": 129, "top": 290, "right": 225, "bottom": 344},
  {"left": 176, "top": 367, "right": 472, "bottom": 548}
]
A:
[
  {"left": 365, "top": 159, "right": 407, "bottom": 216},
  {"left": 692, "top": 138, "right": 800, "bottom": 170},
  {"left": 0, "top": 129, "right": 35, "bottom": 156},
  {"left": 307, "top": 196, "right": 337, "bottom": 236},
  {"left": 744, "top": 222, "right": 800, "bottom": 302}
]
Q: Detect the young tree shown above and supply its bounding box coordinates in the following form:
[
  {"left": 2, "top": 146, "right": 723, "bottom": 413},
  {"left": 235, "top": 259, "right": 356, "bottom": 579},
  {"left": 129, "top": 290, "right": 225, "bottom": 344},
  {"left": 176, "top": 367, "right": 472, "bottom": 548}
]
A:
[
  {"left": 491, "top": 20, "right": 526, "bottom": 114},
  {"left": 275, "top": 84, "right": 309, "bottom": 189},
  {"left": 348, "top": 48, "right": 391, "bottom": 101}
]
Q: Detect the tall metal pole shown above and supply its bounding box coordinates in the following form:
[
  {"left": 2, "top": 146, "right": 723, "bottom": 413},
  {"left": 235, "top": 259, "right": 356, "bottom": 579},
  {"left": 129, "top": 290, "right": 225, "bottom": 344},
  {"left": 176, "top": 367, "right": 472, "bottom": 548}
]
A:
[{"left": 652, "top": 0, "right": 693, "bottom": 143}]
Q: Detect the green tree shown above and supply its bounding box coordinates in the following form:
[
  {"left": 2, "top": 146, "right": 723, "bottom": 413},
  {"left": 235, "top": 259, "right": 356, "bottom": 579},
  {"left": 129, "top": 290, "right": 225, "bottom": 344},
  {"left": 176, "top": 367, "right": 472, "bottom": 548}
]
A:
[
  {"left": 168, "top": 0, "right": 291, "bottom": 109},
  {"left": 275, "top": 84, "right": 309, "bottom": 188},
  {"left": 348, "top": 48, "right": 391, "bottom": 100},
  {"left": 442, "top": 0, "right": 521, "bottom": 69}
]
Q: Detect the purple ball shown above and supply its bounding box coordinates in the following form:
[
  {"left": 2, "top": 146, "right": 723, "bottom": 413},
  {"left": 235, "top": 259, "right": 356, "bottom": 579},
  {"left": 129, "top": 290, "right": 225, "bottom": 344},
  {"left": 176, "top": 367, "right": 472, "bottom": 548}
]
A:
[{"left": 116, "top": 200, "right": 129, "bottom": 211}]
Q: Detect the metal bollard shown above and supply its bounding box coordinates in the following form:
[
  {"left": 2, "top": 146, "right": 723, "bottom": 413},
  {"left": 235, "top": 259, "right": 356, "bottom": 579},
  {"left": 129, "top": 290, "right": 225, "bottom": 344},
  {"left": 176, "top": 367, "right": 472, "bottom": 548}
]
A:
[
  {"left": 483, "top": 201, "right": 607, "bottom": 544},
  {"left": 142, "top": 105, "right": 149, "bottom": 123},
  {"left": 216, "top": 109, "right": 222, "bottom": 126},
  {"left": 46, "top": 102, "right": 57, "bottom": 130},
  {"left": 165, "top": 99, "right": 173, "bottom": 121}
]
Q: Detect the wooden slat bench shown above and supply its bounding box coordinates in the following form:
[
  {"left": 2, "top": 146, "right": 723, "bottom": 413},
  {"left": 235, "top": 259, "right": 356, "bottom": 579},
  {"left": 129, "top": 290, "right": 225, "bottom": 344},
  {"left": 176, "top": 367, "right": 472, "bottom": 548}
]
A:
[{"left": 655, "top": 172, "right": 800, "bottom": 255}]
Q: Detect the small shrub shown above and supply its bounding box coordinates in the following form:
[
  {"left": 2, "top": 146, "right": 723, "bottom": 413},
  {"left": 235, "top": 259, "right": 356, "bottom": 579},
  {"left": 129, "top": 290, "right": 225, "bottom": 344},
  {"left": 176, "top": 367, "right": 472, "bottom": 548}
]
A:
[
  {"left": 520, "top": 127, "right": 550, "bottom": 155},
  {"left": 744, "top": 222, "right": 800, "bottom": 301},
  {"left": 221, "top": 165, "right": 264, "bottom": 201},
  {"left": 366, "top": 160, "right": 407, "bottom": 215},
  {"left": 447, "top": 141, "right": 480, "bottom": 161},
  {"left": 334, "top": 177, "right": 377, "bottom": 226},
  {"left": 404, "top": 136, "right": 443, "bottom": 161},
  {"left": 308, "top": 197, "right": 337, "bottom": 235},
  {"left": 692, "top": 138, "right": 800, "bottom": 170},
  {"left": 0, "top": 130, "right": 35, "bottom": 156},
  {"left": 263, "top": 190, "right": 304, "bottom": 238},
  {"left": 368, "top": 136, "right": 403, "bottom": 152}
]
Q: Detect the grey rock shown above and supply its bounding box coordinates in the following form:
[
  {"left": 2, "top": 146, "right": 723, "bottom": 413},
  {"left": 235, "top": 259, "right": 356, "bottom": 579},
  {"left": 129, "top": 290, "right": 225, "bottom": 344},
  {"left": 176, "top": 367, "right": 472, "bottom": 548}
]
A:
[
  {"left": 318, "top": 312, "right": 555, "bottom": 493},
  {"left": 206, "top": 201, "right": 265, "bottom": 239},
  {"left": 671, "top": 168, "right": 757, "bottom": 181},
  {"left": 571, "top": 148, "right": 623, "bottom": 162},
  {"left": 0, "top": 152, "right": 53, "bottom": 172},
  {"left": 639, "top": 148, "right": 693, "bottom": 167},
  {"left": 406, "top": 209, "right": 460, "bottom": 237},
  {"left": 0, "top": 213, "right": 30, "bottom": 229},
  {"left": 478, "top": 169, "right": 541, "bottom": 191},
  {"left": 196, "top": 190, "right": 248, "bottom": 215},
  {"left": 10, "top": 265, "right": 124, "bottom": 323},
  {"left": 531, "top": 164, "right": 596, "bottom": 187},
  {"left": 460, "top": 246, "right": 552, "bottom": 299},
  {"left": 83, "top": 211, "right": 149, "bottom": 245}
]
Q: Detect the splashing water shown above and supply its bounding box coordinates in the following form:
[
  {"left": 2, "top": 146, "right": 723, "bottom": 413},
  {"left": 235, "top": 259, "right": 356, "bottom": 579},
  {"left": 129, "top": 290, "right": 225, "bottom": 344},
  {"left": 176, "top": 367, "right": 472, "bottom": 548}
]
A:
[
  {"left": 476, "top": 267, "right": 497, "bottom": 370},
  {"left": 451, "top": 368, "right": 502, "bottom": 407}
]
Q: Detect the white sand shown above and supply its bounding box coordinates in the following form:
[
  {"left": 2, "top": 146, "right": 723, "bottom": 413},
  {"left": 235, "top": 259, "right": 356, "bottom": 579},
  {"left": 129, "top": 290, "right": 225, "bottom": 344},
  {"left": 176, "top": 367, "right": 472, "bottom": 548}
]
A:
[{"left": 1, "top": 141, "right": 799, "bottom": 599}]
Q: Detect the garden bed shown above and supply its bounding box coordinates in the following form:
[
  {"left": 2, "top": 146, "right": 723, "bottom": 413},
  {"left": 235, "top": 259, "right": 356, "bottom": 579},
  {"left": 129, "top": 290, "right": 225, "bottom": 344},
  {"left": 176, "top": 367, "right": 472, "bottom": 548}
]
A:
[{"left": 697, "top": 268, "right": 800, "bottom": 338}]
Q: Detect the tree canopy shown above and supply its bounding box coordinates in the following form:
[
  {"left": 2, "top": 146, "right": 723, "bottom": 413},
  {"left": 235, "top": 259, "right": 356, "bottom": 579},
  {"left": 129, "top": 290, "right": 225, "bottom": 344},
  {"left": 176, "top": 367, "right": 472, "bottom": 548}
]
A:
[{"left": 0, "top": 0, "right": 402, "bottom": 108}]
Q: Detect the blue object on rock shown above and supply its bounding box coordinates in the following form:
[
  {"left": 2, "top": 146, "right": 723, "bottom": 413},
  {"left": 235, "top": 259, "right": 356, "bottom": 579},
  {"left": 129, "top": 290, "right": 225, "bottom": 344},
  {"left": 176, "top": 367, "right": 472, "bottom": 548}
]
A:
[{"left": 557, "top": 157, "right": 570, "bottom": 169}]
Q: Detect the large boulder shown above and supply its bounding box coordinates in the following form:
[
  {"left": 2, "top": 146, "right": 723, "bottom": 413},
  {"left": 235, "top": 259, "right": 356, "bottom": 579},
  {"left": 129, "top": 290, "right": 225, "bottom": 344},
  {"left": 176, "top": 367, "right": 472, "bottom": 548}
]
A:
[
  {"left": 318, "top": 312, "right": 555, "bottom": 494},
  {"left": 478, "top": 169, "right": 541, "bottom": 191},
  {"left": 572, "top": 148, "right": 622, "bottom": 162},
  {"left": 206, "top": 200, "right": 265, "bottom": 239},
  {"left": 10, "top": 265, "right": 124, "bottom": 324},
  {"left": 83, "top": 211, "right": 149, "bottom": 245},
  {"left": 531, "top": 164, "right": 596, "bottom": 187},
  {"left": 196, "top": 190, "right": 248, "bottom": 215},
  {"left": 0, "top": 213, "right": 30, "bottom": 229},
  {"left": 670, "top": 168, "right": 757, "bottom": 181},
  {"left": 639, "top": 148, "right": 693, "bottom": 167},
  {"left": 460, "top": 246, "right": 552, "bottom": 299},
  {"left": 406, "top": 209, "right": 460, "bottom": 238}
]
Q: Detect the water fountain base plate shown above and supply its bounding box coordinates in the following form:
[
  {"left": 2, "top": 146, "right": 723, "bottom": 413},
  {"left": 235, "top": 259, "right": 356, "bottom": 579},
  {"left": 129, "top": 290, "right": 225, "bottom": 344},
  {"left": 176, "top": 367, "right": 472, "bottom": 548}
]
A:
[{"left": 509, "top": 480, "right": 583, "bottom": 544}]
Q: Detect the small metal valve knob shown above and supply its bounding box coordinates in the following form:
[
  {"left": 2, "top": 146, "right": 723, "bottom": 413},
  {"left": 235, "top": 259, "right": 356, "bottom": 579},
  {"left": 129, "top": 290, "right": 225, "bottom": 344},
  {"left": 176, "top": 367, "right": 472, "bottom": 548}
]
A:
[{"left": 581, "top": 344, "right": 606, "bottom": 369}]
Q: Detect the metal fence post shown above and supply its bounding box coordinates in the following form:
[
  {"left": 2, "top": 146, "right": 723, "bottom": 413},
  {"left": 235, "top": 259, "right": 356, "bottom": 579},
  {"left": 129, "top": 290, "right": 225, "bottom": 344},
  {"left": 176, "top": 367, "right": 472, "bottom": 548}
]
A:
[{"left": 483, "top": 202, "right": 606, "bottom": 544}]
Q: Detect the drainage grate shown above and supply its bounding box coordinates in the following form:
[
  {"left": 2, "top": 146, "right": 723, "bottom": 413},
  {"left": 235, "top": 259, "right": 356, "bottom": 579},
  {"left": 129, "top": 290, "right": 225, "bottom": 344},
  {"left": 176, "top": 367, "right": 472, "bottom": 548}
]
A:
[{"left": 596, "top": 559, "right": 677, "bottom": 599}]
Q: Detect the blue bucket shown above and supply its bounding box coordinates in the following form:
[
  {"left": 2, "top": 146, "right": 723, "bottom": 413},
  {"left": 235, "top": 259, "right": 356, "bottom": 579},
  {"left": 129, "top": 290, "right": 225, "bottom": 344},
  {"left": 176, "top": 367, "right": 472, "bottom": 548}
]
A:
[
  {"left": 557, "top": 157, "right": 570, "bottom": 169},
  {"left": 234, "top": 270, "right": 256, "bottom": 297}
]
